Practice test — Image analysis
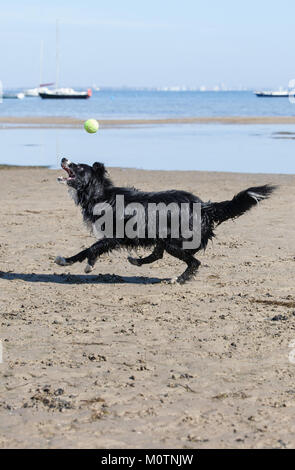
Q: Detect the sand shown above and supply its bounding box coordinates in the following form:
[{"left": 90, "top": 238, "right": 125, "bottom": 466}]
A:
[
  {"left": 0, "top": 166, "right": 295, "bottom": 449},
  {"left": 2, "top": 115, "right": 295, "bottom": 129}
]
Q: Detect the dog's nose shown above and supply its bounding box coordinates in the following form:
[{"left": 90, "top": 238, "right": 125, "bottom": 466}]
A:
[{"left": 61, "top": 157, "right": 68, "bottom": 165}]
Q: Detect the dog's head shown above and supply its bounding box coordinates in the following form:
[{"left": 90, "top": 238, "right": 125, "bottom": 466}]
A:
[{"left": 57, "top": 158, "right": 107, "bottom": 190}]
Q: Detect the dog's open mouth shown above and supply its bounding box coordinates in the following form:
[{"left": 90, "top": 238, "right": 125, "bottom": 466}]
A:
[
  {"left": 62, "top": 165, "right": 75, "bottom": 180},
  {"left": 57, "top": 160, "right": 76, "bottom": 183}
]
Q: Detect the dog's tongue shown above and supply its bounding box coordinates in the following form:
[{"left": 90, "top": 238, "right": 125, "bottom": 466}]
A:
[{"left": 57, "top": 166, "right": 74, "bottom": 184}]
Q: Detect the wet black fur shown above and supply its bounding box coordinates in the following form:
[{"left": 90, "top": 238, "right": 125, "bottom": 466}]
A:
[{"left": 56, "top": 159, "right": 276, "bottom": 283}]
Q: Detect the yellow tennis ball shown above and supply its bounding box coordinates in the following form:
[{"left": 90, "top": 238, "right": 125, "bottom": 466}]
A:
[{"left": 84, "top": 119, "right": 99, "bottom": 133}]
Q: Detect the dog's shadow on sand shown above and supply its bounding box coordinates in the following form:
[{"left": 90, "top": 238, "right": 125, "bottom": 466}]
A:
[{"left": 0, "top": 271, "right": 169, "bottom": 285}]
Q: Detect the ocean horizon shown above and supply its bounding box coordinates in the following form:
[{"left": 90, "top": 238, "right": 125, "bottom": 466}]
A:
[{"left": 2, "top": 89, "right": 295, "bottom": 119}]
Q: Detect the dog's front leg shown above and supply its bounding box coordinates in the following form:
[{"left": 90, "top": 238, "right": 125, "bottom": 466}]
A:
[
  {"left": 55, "top": 248, "right": 89, "bottom": 267},
  {"left": 84, "top": 238, "right": 119, "bottom": 273}
]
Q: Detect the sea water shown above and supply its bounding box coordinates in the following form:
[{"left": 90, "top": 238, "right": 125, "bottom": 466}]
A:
[
  {"left": 0, "top": 124, "right": 294, "bottom": 174},
  {"left": 0, "top": 90, "right": 294, "bottom": 173}
]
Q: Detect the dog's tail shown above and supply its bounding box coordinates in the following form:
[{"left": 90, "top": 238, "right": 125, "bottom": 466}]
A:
[{"left": 202, "top": 184, "right": 276, "bottom": 225}]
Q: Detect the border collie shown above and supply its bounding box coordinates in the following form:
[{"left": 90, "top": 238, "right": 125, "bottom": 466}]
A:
[{"left": 55, "top": 158, "right": 275, "bottom": 283}]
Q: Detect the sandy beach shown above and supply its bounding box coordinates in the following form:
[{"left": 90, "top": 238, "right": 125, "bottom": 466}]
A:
[{"left": 0, "top": 166, "right": 295, "bottom": 449}]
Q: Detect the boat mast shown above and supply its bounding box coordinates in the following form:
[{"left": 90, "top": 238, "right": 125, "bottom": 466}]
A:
[
  {"left": 56, "top": 19, "right": 60, "bottom": 89},
  {"left": 39, "top": 40, "right": 44, "bottom": 87}
]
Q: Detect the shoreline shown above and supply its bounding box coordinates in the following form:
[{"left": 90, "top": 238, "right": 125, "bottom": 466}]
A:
[
  {"left": 0, "top": 164, "right": 293, "bottom": 178},
  {"left": 1, "top": 115, "right": 295, "bottom": 129}
]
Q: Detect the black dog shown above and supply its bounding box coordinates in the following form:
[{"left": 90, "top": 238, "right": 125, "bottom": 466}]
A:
[{"left": 55, "top": 158, "right": 275, "bottom": 283}]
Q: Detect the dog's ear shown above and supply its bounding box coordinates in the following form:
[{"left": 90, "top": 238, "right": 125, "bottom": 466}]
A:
[{"left": 92, "top": 162, "right": 106, "bottom": 178}]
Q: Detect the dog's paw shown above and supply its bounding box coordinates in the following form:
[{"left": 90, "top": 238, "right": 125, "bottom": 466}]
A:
[
  {"left": 164, "top": 276, "right": 187, "bottom": 285},
  {"left": 161, "top": 277, "right": 177, "bottom": 285},
  {"left": 84, "top": 263, "right": 94, "bottom": 273},
  {"left": 55, "top": 256, "right": 69, "bottom": 266},
  {"left": 127, "top": 256, "right": 142, "bottom": 266}
]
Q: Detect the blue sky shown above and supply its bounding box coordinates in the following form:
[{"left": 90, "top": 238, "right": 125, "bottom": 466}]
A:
[{"left": 1, "top": 0, "right": 295, "bottom": 89}]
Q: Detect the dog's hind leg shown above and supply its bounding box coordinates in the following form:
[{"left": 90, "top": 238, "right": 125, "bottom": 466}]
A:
[
  {"left": 128, "top": 243, "right": 164, "bottom": 266},
  {"left": 55, "top": 248, "right": 89, "bottom": 267},
  {"left": 85, "top": 238, "right": 119, "bottom": 273},
  {"left": 165, "top": 245, "right": 201, "bottom": 284}
]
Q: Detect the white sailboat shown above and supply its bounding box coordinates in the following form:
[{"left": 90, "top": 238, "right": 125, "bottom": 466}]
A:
[
  {"left": 254, "top": 86, "right": 290, "bottom": 97},
  {"left": 255, "top": 90, "right": 289, "bottom": 97},
  {"left": 39, "top": 21, "right": 91, "bottom": 100},
  {"left": 25, "top": 86, "right": 50, "bottom": 97}
]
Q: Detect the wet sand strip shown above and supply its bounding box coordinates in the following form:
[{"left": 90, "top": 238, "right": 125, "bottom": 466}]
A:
[{"left": 2, "top": 115, "right": 295, "bottom": 129}]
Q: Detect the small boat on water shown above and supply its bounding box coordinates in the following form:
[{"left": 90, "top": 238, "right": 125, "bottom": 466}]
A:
[
  {"left": 3, "top": 92, "right": 25, "bottom": 99},
  {"left": 39, "top": 87, "right": 92, "bottom": 99},
  {"left": 25, "top": 83, "right": 54, "bottom": 97},
  {"left": 25, "top": 87, "right": 48, "bottom": 97},
  {"left": 255, "top": 90, "right": 289, "bottom": 97}
]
